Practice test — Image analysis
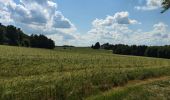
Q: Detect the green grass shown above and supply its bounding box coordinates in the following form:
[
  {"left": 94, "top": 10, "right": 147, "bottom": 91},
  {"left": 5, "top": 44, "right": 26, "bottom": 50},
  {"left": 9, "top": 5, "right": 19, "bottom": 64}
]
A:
[
  {"left": 0, "top": 45, "right": 170, "bottom": 100},
  {"left": 87, "top": 77, "right": 170, "bottom": 100}
]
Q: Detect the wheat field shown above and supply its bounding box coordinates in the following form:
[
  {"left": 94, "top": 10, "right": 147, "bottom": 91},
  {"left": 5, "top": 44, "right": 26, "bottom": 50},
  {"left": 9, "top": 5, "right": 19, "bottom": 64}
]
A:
[{"left": 0, "top": 45, "right": 170, "bottom": 100}]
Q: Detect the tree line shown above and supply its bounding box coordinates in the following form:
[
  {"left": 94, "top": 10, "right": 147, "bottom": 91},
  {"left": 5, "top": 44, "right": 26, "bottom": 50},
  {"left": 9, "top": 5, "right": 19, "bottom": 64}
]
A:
[
  {"left": 92, "top": 42, "right": 170, "bottom": 59},
  {"left": 0, "top": 23, "right": 55, "bottom": 49}
]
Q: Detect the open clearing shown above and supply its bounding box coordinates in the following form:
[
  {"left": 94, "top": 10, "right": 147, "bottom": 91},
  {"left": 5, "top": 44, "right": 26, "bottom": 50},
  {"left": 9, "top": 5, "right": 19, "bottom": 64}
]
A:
[{"left": 0, "top": 45, "right": 170, "bottom": 100}]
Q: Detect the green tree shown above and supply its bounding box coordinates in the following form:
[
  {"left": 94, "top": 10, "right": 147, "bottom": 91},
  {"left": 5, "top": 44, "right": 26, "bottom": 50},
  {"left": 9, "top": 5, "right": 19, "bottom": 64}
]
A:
[
  {"left": 93, "top": 42, "right": 100, "bottom": 49},
  {"left": 47, "top": 39, "right": 55, "bottom": 49},
  {"left": 0, "top": 27, "right": 5, "bottom": 44},
  {"left": 30, "top": 34, "right": 55, "bottom": 49},
  {"left": 161, "top": 0, "right": 170, "bottom": 13},
  {"left": 6, "top": 25, "right": 19, "bottom": 46}
]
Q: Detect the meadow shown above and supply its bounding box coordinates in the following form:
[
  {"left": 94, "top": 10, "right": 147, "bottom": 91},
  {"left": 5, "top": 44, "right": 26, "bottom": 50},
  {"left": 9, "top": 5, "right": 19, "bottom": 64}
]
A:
[
  {"left": 0, "top": 45, "right": 170, "bottom": 100},
  {"left": 88, "top": 76, "right": 170, "bottom": 100}
]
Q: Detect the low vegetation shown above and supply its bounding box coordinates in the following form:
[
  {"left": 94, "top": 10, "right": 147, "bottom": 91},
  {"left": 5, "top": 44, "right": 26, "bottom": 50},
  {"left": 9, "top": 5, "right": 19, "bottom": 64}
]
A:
[
  {"left": 87, "top": 77, "right": 170, "bottom": 100},
  {"left": 0, "top": 45, "right": 170, "bottom": 100}
]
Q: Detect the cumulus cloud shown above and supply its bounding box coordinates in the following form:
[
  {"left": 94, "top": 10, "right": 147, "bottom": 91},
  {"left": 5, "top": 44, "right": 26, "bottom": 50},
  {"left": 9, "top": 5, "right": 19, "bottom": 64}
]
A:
[
  {"left": 52, "top": 12, "right": 73, "bottom": 28},
  {"left": 84, "top": 11, "right": 139, "bottom": 45},
  {"left": 0, "top": 0, "right": 169, "bottom": 46},
  {"left": 92, "top": 11, "right": 140, "bottom": 28},
  {"left": 153, "top": 22, "right": 168, "bottom": 32},
  {"left": 84, "top": 11, "right": 170, "bottom": 46},
  {"left": 0, "top": 0, "right": 77, "bottom": 45},
  {"left": 113, "top": 12, "right": 139, "bottom": 24},
  {"left": 88, "top": 11, "right": 140, "bottom": 45},
  {"left": 135, "top": 0, "right": 162, "bottom": 11},
  {"left": 130, "top": 22, "right": 170, "bottom": 46},
  {"left": 46, "top": 31, "right": 83, "bottom": 46},
  {"left": 2, "top": 0, "right": 74, "bottom": 29}
]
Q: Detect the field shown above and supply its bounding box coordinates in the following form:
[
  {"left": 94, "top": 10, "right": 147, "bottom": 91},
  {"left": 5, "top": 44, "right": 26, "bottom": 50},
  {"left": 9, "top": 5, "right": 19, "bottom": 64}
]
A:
[
  {"left": 0, "top": 45, "right": 170, "bottom": 100},
  {"left": 87, "top": 76, "right": 170, "bottom": 100}
]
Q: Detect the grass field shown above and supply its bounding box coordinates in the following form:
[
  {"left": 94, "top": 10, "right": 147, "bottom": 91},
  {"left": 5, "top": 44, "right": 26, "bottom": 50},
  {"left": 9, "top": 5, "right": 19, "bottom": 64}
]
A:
[
  {"left": 87, "top": 76, "right": 170, "bottom": 100},
  {"left": 0, "top": 45, "right": 170, "bottom": 100}
]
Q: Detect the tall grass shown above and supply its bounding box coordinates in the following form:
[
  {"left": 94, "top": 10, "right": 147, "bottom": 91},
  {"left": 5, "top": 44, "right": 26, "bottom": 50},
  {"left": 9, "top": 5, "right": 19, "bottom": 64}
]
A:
[{"left": 0, "top": 45, "right": 170, "bottom": 100}]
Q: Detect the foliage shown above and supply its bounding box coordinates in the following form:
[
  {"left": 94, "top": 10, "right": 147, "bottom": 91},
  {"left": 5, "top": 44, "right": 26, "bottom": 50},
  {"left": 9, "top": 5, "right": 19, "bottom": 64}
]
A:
[
  {"left": 101, "top": 43, "right": 170, "bottom": 59},
  {"left": 30, "top": 34, "right": 55, "bottom": 49},
  {"left": 91, "top": 42, "right": 101, "bottom": 49},
  {"left": 102, "top": 43, "right": 147, "bottom": 56},
  {"left": 161, "top": 0, "right": 170, "bottom": 13},
  {"left": 145, "top": 46, "right": 170, "bottom": 59},
  {"left": 0, "top": 23, "right": 55, "bottom": 49}
]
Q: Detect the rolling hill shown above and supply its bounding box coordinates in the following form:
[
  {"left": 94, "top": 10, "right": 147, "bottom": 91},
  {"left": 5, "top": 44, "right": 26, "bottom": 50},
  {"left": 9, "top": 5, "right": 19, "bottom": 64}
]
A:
[{"left": 0, "top": 45, "right": 170, "bottom": 100}]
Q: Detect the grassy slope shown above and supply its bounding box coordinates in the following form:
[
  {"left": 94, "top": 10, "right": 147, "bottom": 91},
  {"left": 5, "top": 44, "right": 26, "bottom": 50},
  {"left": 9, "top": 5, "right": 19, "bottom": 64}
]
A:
[
  {"left": 87, "top": 76, "right": 170, "bottom": 100},
  {"left": 0, "top": 45, "right": 170, "bottom": 100}
]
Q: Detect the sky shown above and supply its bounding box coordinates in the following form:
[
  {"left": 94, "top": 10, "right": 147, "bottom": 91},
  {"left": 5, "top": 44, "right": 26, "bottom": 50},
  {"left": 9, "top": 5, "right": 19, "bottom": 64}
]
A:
[{"left": 0, "top": 0, "right": 170, "bottom": 46}]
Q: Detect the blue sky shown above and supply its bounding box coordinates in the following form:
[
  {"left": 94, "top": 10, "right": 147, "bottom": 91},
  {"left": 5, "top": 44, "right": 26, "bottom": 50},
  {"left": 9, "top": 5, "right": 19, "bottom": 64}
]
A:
[
  {"left": 0, "top": 0, "right": 170, "bottom": 46},
  {"left": 56, "top": 0, "right": 170, "bottom": 33}
]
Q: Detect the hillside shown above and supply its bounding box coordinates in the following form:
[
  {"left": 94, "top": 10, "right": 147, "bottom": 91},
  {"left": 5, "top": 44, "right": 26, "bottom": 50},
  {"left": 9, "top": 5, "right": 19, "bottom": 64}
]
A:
[
  {"left": 0, "top": 45, "right": 170, "bottom": 100},
  {"left": 87, "top": 76, "right": 170, "bottom": 100}
]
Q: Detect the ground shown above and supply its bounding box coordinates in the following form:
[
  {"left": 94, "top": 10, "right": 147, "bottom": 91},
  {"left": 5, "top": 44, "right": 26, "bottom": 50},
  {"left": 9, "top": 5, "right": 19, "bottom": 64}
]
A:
[{"left": 0, "top": 45, "right": 170, "bottom": 100}]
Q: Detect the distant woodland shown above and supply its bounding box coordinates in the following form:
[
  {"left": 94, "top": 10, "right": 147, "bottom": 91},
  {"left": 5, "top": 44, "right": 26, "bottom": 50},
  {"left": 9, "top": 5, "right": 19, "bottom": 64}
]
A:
[
  {"left": 0, "top": 23, "right": 55, "bottom": 49},
  {"left": 92, "top": 42, "right": 170, "bottom": 59}
]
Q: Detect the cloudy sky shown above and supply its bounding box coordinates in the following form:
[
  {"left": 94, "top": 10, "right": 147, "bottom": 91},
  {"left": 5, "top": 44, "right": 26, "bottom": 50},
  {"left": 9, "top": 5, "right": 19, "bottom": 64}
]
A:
[{"left": 0, "top": 0, "right": 170, "bottom": 46}]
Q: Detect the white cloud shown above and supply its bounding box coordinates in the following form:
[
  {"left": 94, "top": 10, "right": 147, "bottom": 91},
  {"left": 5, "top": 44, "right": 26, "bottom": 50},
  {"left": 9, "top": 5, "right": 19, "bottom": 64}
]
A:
[
  {"left": 153, "top": 22, "right": 168, "bottom": 32},
  {"left": 52, "top": 12, "right": 73, "bottom": 28},
  {"left": 52, "top": 12, "right": 170, "bottom": 46},
  {"left": 113, "top": 12, "right": 139, "bottom": 24},
  {"left": 3, "top": 0, "right": 74, "bottom": 29},
  {"left": 84, "top": 11, "right": 140, "bottom": 45},
  {"left": 83, "top": 11, "right": 170, "bottom": 46},
  {"left": 0, "top": 0, "right": 169, "bottom": 46},
  {"left": 92, "top": 11, "right": 140, "bottom": 28},
  {"left": 0, "top": 10, "right": 12, "bottom": 24},
  {"left": 129, "top": 22, "right": 169, "bottom": 45},
  {"left": 0, "top": 0, "right": 78, "bottom": 46},
  {"left": 135, "top": 0, "right": 162, "bottom": 11}
]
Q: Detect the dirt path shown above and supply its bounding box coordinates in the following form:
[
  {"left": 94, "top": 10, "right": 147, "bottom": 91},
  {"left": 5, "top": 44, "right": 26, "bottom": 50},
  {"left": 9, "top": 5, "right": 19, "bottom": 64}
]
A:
[
  {"left": 86, "top": 76, "right": 170, "bottom": 100},
  {"left": 127, "top": 76, "right": 170, "bottom": 86},
  {"left": 106, "top": 76, "right": 170, "bottom": 93}
]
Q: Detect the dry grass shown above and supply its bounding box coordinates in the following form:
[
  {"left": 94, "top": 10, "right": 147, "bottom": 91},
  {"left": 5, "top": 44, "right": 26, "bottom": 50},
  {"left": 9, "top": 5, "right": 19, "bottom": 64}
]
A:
[{"left": 0, "top": 45, "right": 170, "bottom": 100}]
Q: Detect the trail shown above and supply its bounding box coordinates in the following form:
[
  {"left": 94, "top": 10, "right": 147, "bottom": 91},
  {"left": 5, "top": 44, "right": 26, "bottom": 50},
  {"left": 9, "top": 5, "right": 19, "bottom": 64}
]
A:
[
  {"left": 86, "top": 76, "right": 170, "bottom": 100},
  {"left": 107, "top": 76, "right": 170, "bottom": 93},
  {"left": 125, "top": 76, "right": 170, "bottom": 87}
]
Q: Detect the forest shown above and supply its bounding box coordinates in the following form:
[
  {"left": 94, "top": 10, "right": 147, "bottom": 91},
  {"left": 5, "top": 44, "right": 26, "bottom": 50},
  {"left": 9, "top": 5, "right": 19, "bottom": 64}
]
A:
[
  {"left": 0, "top": 23, "right": 55, "bottom": 49},
  {"left": 92, "top": 42, "right": 170, "bottom": 59}
]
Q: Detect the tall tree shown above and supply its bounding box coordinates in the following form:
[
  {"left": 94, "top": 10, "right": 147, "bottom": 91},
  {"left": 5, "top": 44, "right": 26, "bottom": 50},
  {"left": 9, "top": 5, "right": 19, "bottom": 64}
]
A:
[
  {"left": 0, "top": 23, "right": 6, "bottom": 44},
  {"left": 0, "top": 23, "right": 55, "bottom": 49},
  {"left": 6, "top": 25, "right": 19, "bottom": 46},
  {"left": 161, "top": 0, "right": 170, "bottom": 13},
  {"left": 17, "top": 28, "right": 24, "bottom": 46},
  {"left": 93, "top": 42, "right": 100, "bottom": 49},
  {"left": 30, "top": 34, "right": 55, "bottom": 49},
  {"left": 0, "top": 28, "right": 5, "bottom": 44}
]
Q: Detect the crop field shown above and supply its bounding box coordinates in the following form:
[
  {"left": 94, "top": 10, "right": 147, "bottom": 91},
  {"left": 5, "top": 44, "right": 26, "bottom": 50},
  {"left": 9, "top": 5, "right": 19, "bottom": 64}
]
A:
[
  {"left": 0, "top": 45, "right": 170, "bottom": 100},
  {"left": 88, "top": 76, "right": 170, "bottom": 100}
]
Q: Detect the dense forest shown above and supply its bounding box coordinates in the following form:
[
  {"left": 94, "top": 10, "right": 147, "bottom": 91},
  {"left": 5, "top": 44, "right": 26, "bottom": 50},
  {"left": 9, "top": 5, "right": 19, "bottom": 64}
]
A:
[
  {"left": 92, "top": 42, "right": 170, "bottom": 59},
  {"left": 0, "top": 23, "right": 55, "bottom": 49}
]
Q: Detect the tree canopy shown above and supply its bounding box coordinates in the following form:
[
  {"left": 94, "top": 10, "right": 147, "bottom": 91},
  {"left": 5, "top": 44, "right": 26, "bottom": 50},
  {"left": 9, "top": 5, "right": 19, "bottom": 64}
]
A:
[
  {"left": 100, "top": 43, "right": 170, "bottom": 59},
  {"left": 91, "top": 42, "right": 101, "bottom": 49},
  {"left": 162, "top": 0, "right": 170, "bottom": 13},
  {"left": 0, "top": 23, "right": 55, "bottom": 49}
]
